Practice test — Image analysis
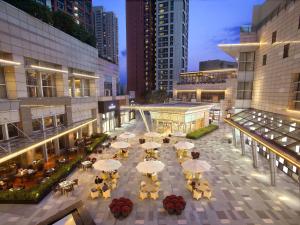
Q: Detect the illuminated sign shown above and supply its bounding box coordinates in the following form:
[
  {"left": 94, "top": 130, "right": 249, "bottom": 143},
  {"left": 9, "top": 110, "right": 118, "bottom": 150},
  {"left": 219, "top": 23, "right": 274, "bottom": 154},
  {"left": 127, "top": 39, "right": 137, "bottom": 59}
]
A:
[{"left": 108, "top": 104, "right": 116, "bottom": 110}]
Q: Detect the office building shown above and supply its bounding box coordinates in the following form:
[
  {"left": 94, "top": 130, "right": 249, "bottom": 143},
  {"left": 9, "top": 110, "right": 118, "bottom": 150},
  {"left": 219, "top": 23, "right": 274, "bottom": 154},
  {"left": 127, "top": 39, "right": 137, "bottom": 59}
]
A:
[
  {"left": 51, "top": 0, "right": 94, "bottom": 33},
  {"left": 155, "top": 0, "right": 189, "bottom": 95},
  {"left": 93, "top": 6, "right": 118, "bottom": 64},
  {"left": 126, "top": 0, "right": 156, "bottom": 102},
  {"left": 35, "top": 0, "right": 52, "bottom": 8},
  {"left": 126, "top": 0, "right": 189, "bottom": 101},
  {"left": 219, "top": 0, "right": 300, "bottom": 183},
  {"left": 199, "top": 59, "right": 237, "bottom": 71}
]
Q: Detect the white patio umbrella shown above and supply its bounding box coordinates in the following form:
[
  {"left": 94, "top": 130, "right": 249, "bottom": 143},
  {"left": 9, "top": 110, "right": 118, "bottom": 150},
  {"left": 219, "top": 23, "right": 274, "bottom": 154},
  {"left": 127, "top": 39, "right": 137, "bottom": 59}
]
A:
[
  {"left": 182, "top": 160, "right": 211, "bottom": 173},
  {"left": 141, "top": 141, "right": 161, "bottom": 150},
  {"left": 144, "top": 132, "right": 161, "bottom": 139},
  {"left": 174, "top": 141, "right": 194, "bottom": 150},
  {"left": 171, "top": 131, "right": 186, "bottom": 137},
  {"left": 119, "top": 132, "right": 136, "bottom": 140},
  {"left": 111, "top": 141, "right": 130, "bottom": 149},
  {"left": 93, "top": 159, "right": 122, "bottom": 172},
  {"left": 136, "top": 160, "right": 165, "bottom": 174}
]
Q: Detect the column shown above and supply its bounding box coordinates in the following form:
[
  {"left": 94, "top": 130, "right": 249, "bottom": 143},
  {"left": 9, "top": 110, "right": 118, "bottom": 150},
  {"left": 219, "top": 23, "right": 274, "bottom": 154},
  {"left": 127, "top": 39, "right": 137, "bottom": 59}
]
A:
[
  {"left": 269, "top": 151, "right": 276, "bottom": 186},
  {"left": 71, "top": 77, "right": 76, "bottom": 97},
  {"left": 232, "top": 127, "right": 237, "bottom": 147},
  {"left": 240, "top": 132, "right": 246, "bottom": 155},
  {"left": 2, "top": 124, "right": 9, "bottom": 140},
  {"left": 251, "top": 140, "right": 258, "bottom": 168},
  {"left": 53, "top": 139, "right": 60, "bottom": 155},
  {"left": 37, "top": 73, "right": 43, "bottom": 97},
  {"left": 42, "top": 144, "right": 48, "bottom": 162}
]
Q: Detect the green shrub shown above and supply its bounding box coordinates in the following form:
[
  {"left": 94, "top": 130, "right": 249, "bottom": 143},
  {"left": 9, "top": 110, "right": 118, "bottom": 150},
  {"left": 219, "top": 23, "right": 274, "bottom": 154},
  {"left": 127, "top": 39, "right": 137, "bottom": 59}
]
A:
[
  {"left": 0, "top": 156, "right": 82, "bottom": 203},
  {"left": 186, "top": 124, "right": 219, "bottom": 140},
  {"left": 3, "top": 0, "right": 96, "bottom": 47},
  {"left": 86, "top": 133, "right": 108, "bottom": 153}
]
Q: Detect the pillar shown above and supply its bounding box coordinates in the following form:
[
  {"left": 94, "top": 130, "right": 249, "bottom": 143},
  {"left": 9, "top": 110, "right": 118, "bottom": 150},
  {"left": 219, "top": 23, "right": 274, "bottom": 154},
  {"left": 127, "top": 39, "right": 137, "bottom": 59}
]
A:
[
  {"left": 71, "top": 77, "right": 76, "bottom": 97},
  {"left": 251, "top": 140, "right": 258, "bottom": 168},
  {"left": 269, "top": 151, "right": 276, "bottom": 186},
  {"left": 53, "top": 139, "right": 60, "bottom": 155},
  {"left": 42, "top": 144, "right": 48, "bottom": 162},
  {"left": 240, "top": 132, "right": 245, "bottom": 155},
  {"left": 37, "top": 73, "right": 43, "bottom": 97},
  {"left": 232, "top": 127, "right": 237, "bottom": 147}
]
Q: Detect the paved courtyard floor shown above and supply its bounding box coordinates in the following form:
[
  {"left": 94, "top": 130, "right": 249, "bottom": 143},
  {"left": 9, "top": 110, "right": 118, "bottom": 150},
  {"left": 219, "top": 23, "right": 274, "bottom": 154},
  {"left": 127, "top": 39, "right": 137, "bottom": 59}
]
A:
[{"left": 0, "top": 120, "right": 299, "bottom": 225}]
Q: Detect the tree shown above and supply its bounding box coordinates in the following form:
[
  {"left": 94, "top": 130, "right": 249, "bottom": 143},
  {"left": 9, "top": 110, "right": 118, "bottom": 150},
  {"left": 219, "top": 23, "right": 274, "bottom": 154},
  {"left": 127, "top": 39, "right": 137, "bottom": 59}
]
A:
[{"left": 145, "top": 90, "right": 168, "bottom": 104}]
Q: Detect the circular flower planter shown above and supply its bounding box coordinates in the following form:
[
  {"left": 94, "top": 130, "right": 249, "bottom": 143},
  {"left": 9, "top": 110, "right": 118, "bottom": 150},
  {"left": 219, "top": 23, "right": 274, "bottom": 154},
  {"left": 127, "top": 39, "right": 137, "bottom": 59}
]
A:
[
  {"left": 163, "top": 195, "right": 186, "bottom": 215},
  {"left": 109, "top": 197, "right": 133, "bottom": 219}
]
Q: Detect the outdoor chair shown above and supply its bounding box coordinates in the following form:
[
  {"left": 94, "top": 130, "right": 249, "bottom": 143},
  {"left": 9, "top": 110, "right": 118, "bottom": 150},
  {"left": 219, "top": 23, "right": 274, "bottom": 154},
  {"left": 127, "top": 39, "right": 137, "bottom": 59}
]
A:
[
  {"left": 102, "top": 189, "right": 111, "bottom": 199},
  {"left": 139, "top": 191, "right": 148, "bottom": 200},
  {"left": 150, "top": 191, "right": 159, "bottom": 200},
  {"left": 73, "top": 179, "right": 79, "bottom": 186},
  {"left": 186, "top": 184, "right": 193, "bottom": 192},
  {"left": 90, "top": 188, "right": 99, "bottom": 199},
  {"left": 194, "top": 173, "right": 202, "bottom": 180},
  {"left": 203, "top": 190, "right": 212, "bottom": 199},
  {"left": 193, "top": 190, "right": 202, "bottom": 200}
]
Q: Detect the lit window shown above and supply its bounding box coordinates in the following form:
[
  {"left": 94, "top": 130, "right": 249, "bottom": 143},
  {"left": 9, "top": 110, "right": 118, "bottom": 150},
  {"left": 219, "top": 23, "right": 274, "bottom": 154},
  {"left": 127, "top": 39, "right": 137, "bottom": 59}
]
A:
[{"left": 0, "top": 67, "right": 7, "bottom": 99}]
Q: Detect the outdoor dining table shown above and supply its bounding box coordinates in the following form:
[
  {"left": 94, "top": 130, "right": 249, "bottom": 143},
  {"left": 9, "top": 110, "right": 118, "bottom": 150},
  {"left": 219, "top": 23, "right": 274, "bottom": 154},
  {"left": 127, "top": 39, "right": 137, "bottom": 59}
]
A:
[
  {"left": 81, "top": 161, "right": 92, "bottom": 170},
  {"left": 59, "top": 180, "right": 74, "bottom": 195}
]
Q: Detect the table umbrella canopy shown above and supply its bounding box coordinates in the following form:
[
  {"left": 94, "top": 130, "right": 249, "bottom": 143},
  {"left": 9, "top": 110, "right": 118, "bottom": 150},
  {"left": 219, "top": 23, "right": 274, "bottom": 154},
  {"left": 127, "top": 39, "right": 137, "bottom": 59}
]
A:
[
  {"left": 141, "top": 142, "right": 161, "bottom": 150},
  {"left": 93, "top": 159, "right": 122, "bottom": 171},
  {"left": 182, "top": 160, "right": 211, "bottom": 173},
  {"left": 171, "top": 131, "right": 186, "bottom": 137},
  {"left": 136, "top": 160, "right": 165, "bottom": 174},
  {"left": 174, "top": 141, "right": 194, "bottom": 150},
  {"left": 144, "top": 132, "right": 161, "bottom": 138},
  {"left": 119, "top": 132, "right": 136, "bottom": 140},
  {"left": 111, "top": 141, "right": 130, "bottom": 149}
]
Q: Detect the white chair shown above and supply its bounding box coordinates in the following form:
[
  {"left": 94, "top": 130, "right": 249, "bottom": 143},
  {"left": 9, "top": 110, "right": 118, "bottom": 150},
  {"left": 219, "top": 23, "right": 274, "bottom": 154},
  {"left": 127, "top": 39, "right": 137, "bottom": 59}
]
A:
[
  {"left": 203, "top": 190, "right": 212, "bottom": 199},
  {"left": 186, "top": 184, "right": 193, "bottom": 192}
]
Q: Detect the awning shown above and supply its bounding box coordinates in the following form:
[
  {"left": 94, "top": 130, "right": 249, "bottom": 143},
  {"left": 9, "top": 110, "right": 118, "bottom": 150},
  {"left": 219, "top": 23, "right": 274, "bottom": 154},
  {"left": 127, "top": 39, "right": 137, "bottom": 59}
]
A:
[
  {"left": 218, "top": 43, "right": 261, "bottom": 58},
  {"left": 225, "top": 108, "right": 300, "bottom": 168}
]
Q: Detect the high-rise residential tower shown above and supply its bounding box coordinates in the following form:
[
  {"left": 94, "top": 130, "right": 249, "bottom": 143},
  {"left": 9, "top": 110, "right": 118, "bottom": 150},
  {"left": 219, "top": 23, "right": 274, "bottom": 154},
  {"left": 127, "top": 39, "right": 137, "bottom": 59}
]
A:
[
  {"left": 126, "top": 0, "right": 188, "bottom": 101},
  {"left": 126, "top": 0, "right": 156, "bottom": 102},
  {"left": 94, "top": 6, "right": 119, "bottom": 64},
  {"left": 51, "top": 0, "right": 94, "bottom": 33},
  {"left": 155, "top": 0, "right": 189, "bottom": 95}
]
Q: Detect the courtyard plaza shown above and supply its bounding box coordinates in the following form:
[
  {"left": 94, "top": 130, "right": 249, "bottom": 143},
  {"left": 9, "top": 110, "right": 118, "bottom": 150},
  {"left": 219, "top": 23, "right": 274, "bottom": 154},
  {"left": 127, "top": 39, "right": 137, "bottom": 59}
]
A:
[{"left": 0, "top": 120, "right": 299, "bottom": 225}]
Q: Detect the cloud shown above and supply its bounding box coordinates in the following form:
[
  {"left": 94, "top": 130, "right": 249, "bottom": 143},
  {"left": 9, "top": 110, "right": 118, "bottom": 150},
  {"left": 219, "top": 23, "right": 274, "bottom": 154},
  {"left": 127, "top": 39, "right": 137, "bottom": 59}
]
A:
[
  {"left": 121, "top": 49, "right": 127, "bottom": 57},
  {"left": 211, "top": 25, "right": 241, "bottom": 44}
]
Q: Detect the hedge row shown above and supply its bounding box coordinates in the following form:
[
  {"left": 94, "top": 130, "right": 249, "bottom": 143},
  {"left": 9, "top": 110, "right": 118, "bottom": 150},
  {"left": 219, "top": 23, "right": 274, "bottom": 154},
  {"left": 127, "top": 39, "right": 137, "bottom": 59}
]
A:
[
  {"left": 0, "top": 156, "right": 82, "bottom": 203},
  {"left": 186, "top": 124, "right": 219, "bottom": 140},
  {"left": 86, "top": 133, "right": 108, "bottom": 153}
]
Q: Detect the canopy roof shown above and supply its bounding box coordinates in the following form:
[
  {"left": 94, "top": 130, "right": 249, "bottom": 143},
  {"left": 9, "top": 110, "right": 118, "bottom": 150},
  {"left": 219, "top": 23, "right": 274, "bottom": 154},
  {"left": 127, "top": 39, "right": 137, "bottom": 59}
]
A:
[{"left": 228, "top": 109, "right": 300, "bottom": 165}]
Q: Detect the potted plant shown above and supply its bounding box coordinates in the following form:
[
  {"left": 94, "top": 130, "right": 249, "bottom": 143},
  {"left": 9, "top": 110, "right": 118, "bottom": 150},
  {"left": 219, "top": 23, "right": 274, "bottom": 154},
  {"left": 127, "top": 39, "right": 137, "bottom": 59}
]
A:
[
  {"left": 163, "top": 195, "right": 186, "bottom": 215},
  {"left": 109, "top": 197, "right": 133, "bottom": 219}
]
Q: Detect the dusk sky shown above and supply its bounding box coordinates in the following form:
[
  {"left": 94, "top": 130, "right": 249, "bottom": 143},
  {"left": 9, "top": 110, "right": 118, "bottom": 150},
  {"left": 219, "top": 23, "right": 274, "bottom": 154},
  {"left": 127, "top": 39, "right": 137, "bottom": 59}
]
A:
[{"left": 94, "top": 0, "right": 265, "bottom": 86}]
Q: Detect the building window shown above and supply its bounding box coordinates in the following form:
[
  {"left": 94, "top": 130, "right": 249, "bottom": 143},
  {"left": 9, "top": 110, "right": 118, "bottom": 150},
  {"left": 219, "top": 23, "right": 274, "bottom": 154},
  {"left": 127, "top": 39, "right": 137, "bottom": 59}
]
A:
[
  {"left": 0, "top": 67, "right": 7, "bottom": 99},
  {"left": 0, "top": 124, "right": 3, "bottom": 140},
  {"left": 298, "top": 15, "right": 300, "bottom": 29},
  {"left": 294, "top": 74, "right": 300, "bottom": 110},
  {"left": 83, "top": 79, "right": 90, "bottom": 96},
  {"left": 26, "top": 71, "right": 38, "bottom": 97},
  {"left": 283, "top": 44, "right": 290, "bottom": 58},
  {"left": 7, "top": 123, "right": 19, "bottom": 139},
  {"left": 239, "top": 52, "right": 255, "bottom": 71},
  {"left": 271, "top": 31, "right": 277, "bottom": 44},
  {"left": 32, "top": 119, "right": 42, "bottom": 131},
  {"left": 56, "top": 114, "right": 64, "bottom": 126},
  {"left": 44, "top": 116, "right": 54, "bottom": 129},
  {"left": 42, "top": 73, "right": 56, "bottom": 97},
  {"left": 74, "top": 79, "right": 82, "bottom": 97},
  {"left": 237, "top": 81, "right": 253, "bottom": 99},
  {"left": 262, "top": 54, "right": 267, "bottom": 66}
]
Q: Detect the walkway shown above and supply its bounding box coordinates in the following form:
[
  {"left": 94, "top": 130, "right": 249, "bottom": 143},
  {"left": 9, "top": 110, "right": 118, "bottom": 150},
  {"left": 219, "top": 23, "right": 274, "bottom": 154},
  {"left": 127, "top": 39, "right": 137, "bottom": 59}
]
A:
[{"left": 0, "top": 120, "right": 299, "bottom": 225}]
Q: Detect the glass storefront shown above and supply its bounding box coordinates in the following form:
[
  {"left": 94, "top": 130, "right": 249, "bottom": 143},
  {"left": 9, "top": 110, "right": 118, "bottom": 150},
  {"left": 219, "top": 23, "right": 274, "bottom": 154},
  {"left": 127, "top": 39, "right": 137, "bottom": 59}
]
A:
[{"left": 102, "top": 111, "right": 116, "bottom": 133}]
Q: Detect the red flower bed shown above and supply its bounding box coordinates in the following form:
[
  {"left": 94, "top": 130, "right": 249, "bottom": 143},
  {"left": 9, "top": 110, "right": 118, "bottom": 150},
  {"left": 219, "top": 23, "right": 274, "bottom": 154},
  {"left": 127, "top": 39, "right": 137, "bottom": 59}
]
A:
[
  {"left": 109, "top": 197, "right": 133, "bottom": 219},
  {"left": 163, "top": 195, "right": 186, "bottom": 215}
]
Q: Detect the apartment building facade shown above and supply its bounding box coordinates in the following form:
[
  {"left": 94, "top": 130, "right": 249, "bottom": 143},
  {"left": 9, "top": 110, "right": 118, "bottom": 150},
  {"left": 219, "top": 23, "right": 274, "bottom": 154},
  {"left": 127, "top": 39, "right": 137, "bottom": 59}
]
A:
[
  {"left": 155, "top": 0, "right": 189, "bottom": 95},
  {"left": 0, "top": 1, "right": 132, "bottom": 166},
  {"left": 93, "top": 6, "right": 118, "bottom": 64},
  {"left": 219, "top": 0, "right": 300, "bottom": 184}
]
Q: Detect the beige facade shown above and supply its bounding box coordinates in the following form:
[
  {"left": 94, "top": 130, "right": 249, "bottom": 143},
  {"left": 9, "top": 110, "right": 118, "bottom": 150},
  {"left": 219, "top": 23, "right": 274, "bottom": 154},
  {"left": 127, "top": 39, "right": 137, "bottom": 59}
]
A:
[
  {"left": 220, "top": 0, "right": 300, "bottom": 120},
  {"left": 173, "top": 69, "right": 237, "bottom": 118},
  {"left": 0, "top": 1, "right": 129, "bottom": 164}
]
